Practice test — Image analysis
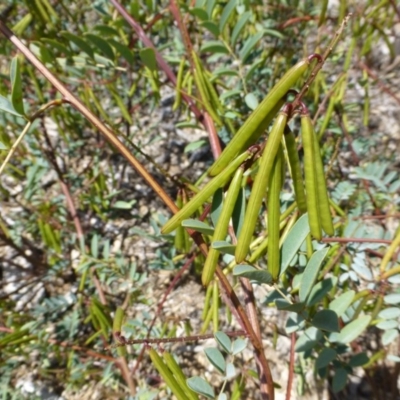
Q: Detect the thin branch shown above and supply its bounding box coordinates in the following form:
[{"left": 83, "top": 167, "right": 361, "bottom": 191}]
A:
[
  {"left": 117, "top": 357, "right": 137, "bottom": 396},
  {"left": 322, "top": 237, "right": 392, "bottom": 244},
  {"left": 319, "top": 245, "right": 347, "bottom": 278},
  {"left": 292, "top": 14, "right": 352, "bottom": 110},
  {"left": 240, "top": 277, "right": 269, "bottom": 400},
  {"left": 352, "top": 214, "right": 400, "bottom": 220},
  {"left": 40, "top": 120, "right": 106, "bottom": 305},
  {"left": 40, "top": 119, "right": 83, "bottom": 239},
  {"left": 111, "top": 330, "right": 246, "bottom": 348},
  {"left": 0, "top": 230, "right": 47, "bottom": 271},
  {"left": 389, "top": 0, "right": 400, "bottom": 21},
  {"left": 359, "top": 61, "right": 400, "bottom": 106},
  {"left": 0, "top": 121, "right": 31, "bottom": 176},
  {"left": 312, "top": 73, "right": 346, "bottom": 124},
  {"left": 277, "top": 16, "right": 315, "bottom": 30},
  {"left": 0, "top": 274, "right": 44, "bottom": 300},
  {"left": 215, "top": 265, "right": 275, "bottom": 400},
  {"left": 0, "top": 326, "right": 116, "bottom": 362}
]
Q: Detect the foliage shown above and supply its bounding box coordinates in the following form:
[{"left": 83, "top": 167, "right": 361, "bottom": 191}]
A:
[{"left": 0, "top": 0, "right": 399, "bottom": 399}]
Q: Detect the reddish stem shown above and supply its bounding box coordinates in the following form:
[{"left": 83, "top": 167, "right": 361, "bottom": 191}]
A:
[
  {"left": 277, "top": 16, "right": 315, "bottom": 30},
  {"left": 282, "top": 102, "right": 294, "bottom": 116},
  {"left": 169, "top": 0, "right": 222, "bottom": 160},
  {"left": 297, "top": 101, "right": 309, "bottom": 116},
  {"left": 307, "top": 53, "right": 323, "bottom": 64},
  {"left": 204, "top": 112, "right": 223, "bottom": 159},
  {"left": 285, "top": 333, "right": 296, "bottom": 400}
]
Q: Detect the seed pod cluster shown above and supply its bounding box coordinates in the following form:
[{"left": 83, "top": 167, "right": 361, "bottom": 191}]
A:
[
  {"left": 161, "top": 53, "right": 334, "bottom": 284},
  {"left": 235, "top": 106, "right": 289, "bottom": 263}
]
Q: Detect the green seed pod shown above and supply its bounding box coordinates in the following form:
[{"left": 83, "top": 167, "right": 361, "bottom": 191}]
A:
[
  {"left": 267, "top": 145, "right": 283, "bottom": 280},
  {"left": 235, "top": 106, "right": 289, "bottom": 263},
  {"left": 192, "top": 51, "right": 223, "bottom": 126},
  {"left": 202, "top": 283, "right": 213, "bottom": 320},
  {"left": 312, "top": 125, "right": 334, "bottom": 236},
  {"left": 174, "top": 190, "right": 186, "bottom": 250},
  {"left": 163, "top": 352, "right": 199, "bottom": 400},
  {"left": 240, "top": 96, "right": 286, "bottom": 151},
  {"left": 212, "top": 280, "right": 219, "bottom": 332},
  {"left": 203, "top": 70, "right": 224, "bottom": 116},
  {"left": 209, "top": 58, "right": 312, "bottom": 177},
  {"left": 173, "top": 57, "right": 186, "bottom": 111},
  {"left": 174, "top": 190, "right": 191, "bottom": 252},
  {"left": 148, "top": 348, "right": 188, "bottom": 400},
  {"left": 202, "top": 166, "right": 244, "bottom": 286},
  {"left": 201, "top": 303, "right": 213, "bottom": 334},
  {"left": 112, "top": 307, "right": 127, "bottom": 356},
  {"left": 162, "top": 148, "right": 255, "bottom": 234},
  {"left": 283, "top": 126, "right": 307, "bottom": 213},
  {"left": 301, "top": 109, "right": 321, "bottom": 240},
  {"left": 113, "top": 307, "right": 124, "bottom": 334}
]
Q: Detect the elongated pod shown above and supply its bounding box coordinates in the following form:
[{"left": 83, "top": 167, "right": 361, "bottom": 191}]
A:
[
  {"left": 212, "top": 280, "right": 219, "bottom": 332},
  {"left": 162, "top": 352, "right": 199, "bottom": 400},
  {"left": 235, "top": 106, "right": 289, "bottom": 263},
  {"left": 172, "top": 57, "right": 186, "bottom": 111},
  {"left": 192, "top": 51, "right": 223, "bottom": 126},
  {"left": 209, "top": 57, "right": 315, "bottom": 177},
  {"left": 112, "top": 307, "right": 127, "bottom": 356},
  {"left": 113, "top": 307, "right": 124, "bottom": 334},
  {"left": 283, "top": 126, "right": 307, "bottom": 213},
  {"left": 241, "top": 96, "right": 286, "bottom": 151},
  {"left": 267, "top": 145, "right": 283, "bottom": 280},
  {"left": 202, "top": 165, "right": 244, "bottom": 286},
  {"left": 312, "top": 125, "right": 334, "bottom": 235},
  {"left": 204, "top": 70, "right": 224, "bottom": 115},
  {"left": 162, "top": 148, "right": 255, "bottom": 234},
  {"left": 301, "top": 109, "right": 321, "bottom": 240},
  {"left": 148, "top": 348, "right": 188, "bottom": 400},
  {"left": 202, "top": 283, "right": 213, "bottom": 320},
  {"left": 174, "top": 190, "right": 191, "bottom": 252}
]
